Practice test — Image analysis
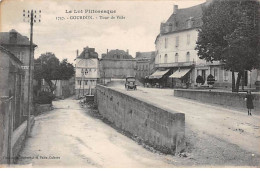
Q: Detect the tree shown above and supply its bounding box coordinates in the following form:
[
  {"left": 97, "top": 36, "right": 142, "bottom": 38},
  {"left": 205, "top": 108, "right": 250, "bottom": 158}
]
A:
[
  {"left": 207, "top": 74, "right": 215, "bottom": 85},
  {"left": 34, "top": 52, "right": 75, "bottom": 93},
  {"left": 196, "top": 0, "right": 260, "bottom": 92},
  {"left": 196, "top": 75, "right": 204, "bottom": 86}
]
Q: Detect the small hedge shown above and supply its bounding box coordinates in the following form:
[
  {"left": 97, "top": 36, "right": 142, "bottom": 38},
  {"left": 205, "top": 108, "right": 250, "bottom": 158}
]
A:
[
  {"left": 207, "top": 74, "right": 215, "bottom": 85},
  {"left": 34, "top": 91, "right": 55, "bottom": 104},
  {"left": 196, "top": 75, "right": 205, "bottom": 85}
]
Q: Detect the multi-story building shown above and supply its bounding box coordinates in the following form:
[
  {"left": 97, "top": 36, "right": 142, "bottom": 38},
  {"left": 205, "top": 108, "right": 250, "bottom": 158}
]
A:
[
  {"left": 136, "top": 51, "right": 156, "bottom": 79},
  {"left": 154, "top": 3, "right": 260, "bottom": 89},
  {"left": 0, "top": 29, "right": 37, "bottom": 116},
  {"left": 75, "top": 47, "right": 99, "bottom": 97},
  {"left": 100, "top": 49, "right": 136, "bottom": 81}
]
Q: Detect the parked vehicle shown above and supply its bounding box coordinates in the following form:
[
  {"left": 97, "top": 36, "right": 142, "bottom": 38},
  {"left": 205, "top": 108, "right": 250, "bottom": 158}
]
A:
[{"left": 125, "top": 77, "right": 137, "bottom": 90}]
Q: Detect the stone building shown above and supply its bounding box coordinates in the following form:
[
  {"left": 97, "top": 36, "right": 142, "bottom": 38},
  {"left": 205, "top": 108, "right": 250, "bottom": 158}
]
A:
[
  {"left": 100, "top": 49, "right": 136, "bottom": 81},
  {"left": 136, "top": 51, "right": 156, "bottom": 79},
  {"left": 0, "top": 29, "right": 37, "bottom": 117},
  {"left": 75, "top": 47, "right": 99, "bottom": 97},
  {"left": 154, "top": 2, "right": 260, "bottom": 89},
  {"left": 0, "top": 46, "right": 25, "bottom": 130}
]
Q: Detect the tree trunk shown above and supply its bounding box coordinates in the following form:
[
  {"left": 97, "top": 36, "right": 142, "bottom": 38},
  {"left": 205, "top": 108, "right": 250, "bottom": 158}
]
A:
[
  {"left": 235, "top": 72, "right": 242, "bottom": 92},
  {"left": 241, "top": 71, "right": 245, "bottom": 90},
  {"left": 232, "top": 71, "right": 235, "bottom": 92}
]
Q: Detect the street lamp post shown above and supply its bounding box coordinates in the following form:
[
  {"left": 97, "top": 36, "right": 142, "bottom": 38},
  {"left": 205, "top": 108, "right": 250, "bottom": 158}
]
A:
[{"left": 23, "top": 9, "right": 41, "bottom": 135}]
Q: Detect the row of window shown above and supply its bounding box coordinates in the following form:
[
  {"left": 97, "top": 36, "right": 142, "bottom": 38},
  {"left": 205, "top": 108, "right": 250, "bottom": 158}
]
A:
[
  {"left": 159, "top": 52, "right": 191, "bottom": 63},
  {"left": 137, "top": 64, "right": 149, "bottom": 71},
  {"left": 77, "top": 80, "right": 96, "bottom": 86},
  {"left": 164, "top": 34, "right": 190, "bottom": 49},
  {"left": 80, "top": 68, "right": 97, "bottom": 75}
]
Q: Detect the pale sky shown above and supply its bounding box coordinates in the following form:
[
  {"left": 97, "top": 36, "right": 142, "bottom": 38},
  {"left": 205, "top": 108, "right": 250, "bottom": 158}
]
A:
[{"left": 0, "top": 0, "right": 205, "bottom": 64}]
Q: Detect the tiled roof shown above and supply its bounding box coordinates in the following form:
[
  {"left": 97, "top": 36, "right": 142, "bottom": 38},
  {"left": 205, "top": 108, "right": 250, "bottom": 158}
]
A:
[
  {"left": 103, "top": 49, "right": 133, "bottom": 59},
  {"left": 77, "top": 47, "right": 98, "bottom": 59},
  {"left": 136, "top": 51, "right": 156, "bottom": 60},
  {"left": 0, "top": 29, "right": 37, "bottom": 46},
  {"left": 166, "top": 3, "right": 204, "bottom": 32}
]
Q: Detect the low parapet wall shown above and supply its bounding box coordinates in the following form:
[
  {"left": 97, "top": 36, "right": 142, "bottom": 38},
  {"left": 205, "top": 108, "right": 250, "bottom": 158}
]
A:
[
  {"left": 174, "top": 89, "right": 260, "bottom": 112},
  {"left": 95, "top": 85, "right": 185, "bottom": 154}
]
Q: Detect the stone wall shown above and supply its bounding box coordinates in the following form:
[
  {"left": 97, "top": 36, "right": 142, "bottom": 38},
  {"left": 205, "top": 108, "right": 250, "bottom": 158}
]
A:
[
  {"left": 95, "top": 85, "right": 185, "bottom": 154},
  {"left": 174, "top": 89, "right": 260, "bottom": 112},
  {"left": 11, "top": 116, "right": 34, "bottom": 163}
]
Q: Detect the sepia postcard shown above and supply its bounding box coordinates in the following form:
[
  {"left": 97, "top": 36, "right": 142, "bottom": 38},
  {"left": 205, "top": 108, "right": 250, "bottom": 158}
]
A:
[{"left": 0, "top": 0, "right": 259, "bottom": 168}]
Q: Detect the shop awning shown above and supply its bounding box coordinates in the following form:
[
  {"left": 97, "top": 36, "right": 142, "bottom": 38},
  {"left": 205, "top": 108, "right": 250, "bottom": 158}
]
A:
[
  {"left": 149, "top": 69, "right": 170, "bottom": 79},
  {"left": 169, "top": 68, "right": 191, "bottom": 78}
]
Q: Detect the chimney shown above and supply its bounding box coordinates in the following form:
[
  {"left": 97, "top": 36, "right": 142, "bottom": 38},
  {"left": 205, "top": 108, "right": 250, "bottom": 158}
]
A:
[
  {"left": 126, "top": 49, "right": 129, "bottom": 55},
  {"left": 9, "top": 30, "right": 17, "bottom": 44},
  {"left": 76, "top": 50, "right": 79, "bottom": 57},
  {"left": 173, "top": 5, "right": 178, "bottom": 14},
  {"left": 107, "top": 49, "right": 108, "bottom": 55}
]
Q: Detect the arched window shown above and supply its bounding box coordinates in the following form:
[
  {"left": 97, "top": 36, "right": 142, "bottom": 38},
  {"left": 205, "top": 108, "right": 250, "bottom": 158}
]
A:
[
  {"left": 159, "top": 55, "right": 161, "bottom": 63},
  {"left": 164, "top": 54, "right": 168, "bottom": 63},
  {"left": 175, "top": 53, "right": 179, "bottom": 62},
  {"left": 186, "top": 52, "right": 190, "bottom": 62}
]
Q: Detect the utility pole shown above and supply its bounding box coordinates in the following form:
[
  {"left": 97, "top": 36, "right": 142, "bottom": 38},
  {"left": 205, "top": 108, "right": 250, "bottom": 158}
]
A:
[{"left": 23, "top": 9, "right": 41, "bottom": 135}]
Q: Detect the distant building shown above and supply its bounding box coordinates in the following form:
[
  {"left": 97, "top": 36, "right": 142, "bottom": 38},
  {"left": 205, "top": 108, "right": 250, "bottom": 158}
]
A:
[
  {"left": 75, "top": 47, "right": 99, "bottom": 97},
  {"left": 0, "top": 45, "right": 25, "bottom": 129},
  {"left": 0, "top": 29, "right": 37, "bottom": 116},
  {"left": 154, "top": 2, "right": 259, "bottom": 89},
  {"left": 52, "top": 77, "right": 75, "bottom": 98},
  {"left": 100, "top": 49, "right": 136, "bottom": 81},
  {"left": 136, "top": 51, "right": 156, "bottom": 79}
]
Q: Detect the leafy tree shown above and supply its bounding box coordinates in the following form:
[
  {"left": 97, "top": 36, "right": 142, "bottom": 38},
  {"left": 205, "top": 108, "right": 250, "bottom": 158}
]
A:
[
  {"left": 34, "top": 52, "right": 75, "bottom": 93},
  {"left": 196, "top": 0, "right": 260, "bottom": 92}
]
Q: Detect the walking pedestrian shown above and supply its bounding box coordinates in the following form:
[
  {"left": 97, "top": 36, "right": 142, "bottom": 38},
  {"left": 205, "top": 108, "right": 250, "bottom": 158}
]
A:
[{"left": 245, "top": 90, "right": 254, "bottom": 116}]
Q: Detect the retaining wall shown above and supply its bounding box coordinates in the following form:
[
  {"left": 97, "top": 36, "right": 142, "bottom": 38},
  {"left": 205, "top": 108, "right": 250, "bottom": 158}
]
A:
[
  {"left": 95, "top": 85, "right": 185, "bottom": 154},
  {"left": 34, "top": 104, "right": 53, "bottom": 116},
  {"left": 11, "top": 116, "right": 35, "bottom": 163},
  {"left": 174, "top": 89, "right": 260, "bottom": 112}
]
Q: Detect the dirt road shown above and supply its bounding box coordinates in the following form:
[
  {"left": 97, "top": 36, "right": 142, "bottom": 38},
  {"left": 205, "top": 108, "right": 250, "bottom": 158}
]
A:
[{"left": 16, "top": 98, "right": 180, "bottom": 167}]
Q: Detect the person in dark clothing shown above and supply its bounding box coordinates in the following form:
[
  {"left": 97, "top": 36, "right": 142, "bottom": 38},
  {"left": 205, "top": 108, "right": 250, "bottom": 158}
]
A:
[{"left": 245, "top": 90, "right": 254, "bottom": 116}]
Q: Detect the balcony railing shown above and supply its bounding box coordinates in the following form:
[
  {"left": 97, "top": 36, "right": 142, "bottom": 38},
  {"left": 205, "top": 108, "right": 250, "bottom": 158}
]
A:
[{"left": 155, "top": 61, "right": 194, "bottom": 68}]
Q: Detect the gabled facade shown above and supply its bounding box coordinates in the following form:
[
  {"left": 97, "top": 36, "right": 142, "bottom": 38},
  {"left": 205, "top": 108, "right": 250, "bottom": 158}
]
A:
[{"left": 75, "top": 47, "right": 99, "bottom": 97}]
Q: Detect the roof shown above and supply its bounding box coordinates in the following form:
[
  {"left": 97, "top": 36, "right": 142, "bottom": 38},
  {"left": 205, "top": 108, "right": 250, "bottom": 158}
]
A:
[
  {"left": 0, "top": 29, "right": 37, "bottom": 47},
  {"left": 166, "top": 3, "right": 204, "bottom": 32},
  {"left": 136, "top": 51, "right": 156, "bottom": 60},
  {"left": 77, "top": 47, "right": 98, "bottom": 59},
  {"left": 0, "top": 45, "right": 23, "bottom": 64},
  {"left": 155, "top": 2, "right": 207, "bottom": 42},
  {"left": 102, "top": 49, "right": 133, "bottom": 59}
]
